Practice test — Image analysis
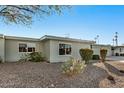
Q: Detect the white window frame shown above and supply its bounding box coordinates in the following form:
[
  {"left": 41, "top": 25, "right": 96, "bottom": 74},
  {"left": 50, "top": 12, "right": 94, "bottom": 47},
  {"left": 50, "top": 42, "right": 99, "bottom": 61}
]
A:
[
  {"left": 18, "top": 42, "right": 36, "bottom": 53},
  {"left": 19, "top": 43, "right": 27, "bottom": 52},
  {"left": 58, "top": 42, "right": 72, "bottom": 56}
]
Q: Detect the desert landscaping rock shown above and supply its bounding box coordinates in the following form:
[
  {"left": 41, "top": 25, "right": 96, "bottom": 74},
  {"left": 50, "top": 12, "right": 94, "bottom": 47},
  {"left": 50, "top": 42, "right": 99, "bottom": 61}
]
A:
[{"left": 0, "top": 61, "right": 124, "bottom": 88}]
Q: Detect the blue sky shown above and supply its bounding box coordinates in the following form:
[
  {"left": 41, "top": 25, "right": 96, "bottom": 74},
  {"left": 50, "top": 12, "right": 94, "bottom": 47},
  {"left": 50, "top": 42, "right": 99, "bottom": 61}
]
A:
[{"left": 0, "top": 5, "right": 124, "bottom": 45}]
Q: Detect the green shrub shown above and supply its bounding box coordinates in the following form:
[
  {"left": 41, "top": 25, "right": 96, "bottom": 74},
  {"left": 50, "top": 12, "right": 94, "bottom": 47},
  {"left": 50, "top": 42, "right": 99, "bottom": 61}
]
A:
[
  {"left": 29, "top": 52, "right": 45, "bottom": 62},
  {"left": 92, "top": 55, "right": 100, "bottom": 60},
  {"left": 19, "top": 52, "right": 45, "bottom": 62},
  {"left": 79, "top": 48, "right": 93, "bottom": 64},
  {"left": 100, "top": 49, "right": 108, "bottom": 62},
  {"left": 19, "top": 53, "right": 30, "bottom": 62},
  {"left": 0, "top": 56, "right": 2, "bottom": 63},
  {"left": 61, "top": 58, "right": 85, "bottom": 76}
]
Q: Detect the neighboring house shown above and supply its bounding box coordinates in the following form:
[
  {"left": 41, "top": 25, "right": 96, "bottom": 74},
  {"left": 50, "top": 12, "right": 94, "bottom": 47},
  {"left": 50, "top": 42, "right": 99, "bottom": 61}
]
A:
[
  {"left": 91, "top": 44, "right": 112, "bottom": 56},
  {"left": 0, "top": 34, "right": 112, "bottom": 63},
  {"left": 112, "top": 46, "right": 124, "bottom": 56}
]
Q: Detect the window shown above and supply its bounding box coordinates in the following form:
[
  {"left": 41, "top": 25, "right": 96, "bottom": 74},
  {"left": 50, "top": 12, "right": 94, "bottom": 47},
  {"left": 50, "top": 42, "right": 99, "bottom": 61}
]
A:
[
  {"left": 28, "top": 47, "right": 35, "bottom": 52},
  {"left": 19, "top": 44, "right": 35, "bottom": 52},
  {"left": 59, "top": 44, "right": 71, "bottom": 55},
  {"left": 90, "top": 45, "right": 92, "bottom": 49},
  {"left": 120, "top": 48, "right": 122, "bottom": 52},
  {"left": 19, "top": 44, "right": 27, "bottom": 52},
  {"left": 111, "top": 47, "right": 114, "bottom": 50}
]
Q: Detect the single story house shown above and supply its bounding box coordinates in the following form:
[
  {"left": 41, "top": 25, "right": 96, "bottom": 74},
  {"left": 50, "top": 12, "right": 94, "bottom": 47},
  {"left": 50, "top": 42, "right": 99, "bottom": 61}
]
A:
[
  {"left": 0, "top": 34, "right": 112, "bottom": 63},
  {"left": 112, "top": 46, "right": 124, "bottom": 56},
  {"left": 91, "top": 44, "right": 112, "bottom": 56}
]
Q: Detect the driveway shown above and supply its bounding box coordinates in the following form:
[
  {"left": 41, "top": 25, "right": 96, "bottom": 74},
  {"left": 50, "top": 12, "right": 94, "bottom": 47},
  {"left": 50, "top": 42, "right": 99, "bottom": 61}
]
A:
[{"left": 107, "top": 56, "right": 124, "bottom": 62}]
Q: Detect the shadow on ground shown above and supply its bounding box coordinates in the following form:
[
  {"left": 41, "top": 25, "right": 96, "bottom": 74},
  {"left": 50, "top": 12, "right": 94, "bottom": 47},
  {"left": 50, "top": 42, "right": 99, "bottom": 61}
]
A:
[
  {"left": 103, "top": 62, "right": 124, "bottom": 76},
  {"left": 80, "top": 64, "right": 109, "bottom": 88},
  {"left": 57, "top": 64, "right": 110, "bottom": 88}
]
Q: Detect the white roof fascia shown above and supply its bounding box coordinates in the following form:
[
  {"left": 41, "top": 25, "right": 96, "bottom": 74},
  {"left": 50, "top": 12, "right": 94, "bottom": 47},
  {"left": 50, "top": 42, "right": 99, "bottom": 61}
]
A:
[
  {"left": 40, "top": 35, "right": 95, "bottom": 44},
  {"left": 5, "top": 35, "right": 40, "bottom": 42}
]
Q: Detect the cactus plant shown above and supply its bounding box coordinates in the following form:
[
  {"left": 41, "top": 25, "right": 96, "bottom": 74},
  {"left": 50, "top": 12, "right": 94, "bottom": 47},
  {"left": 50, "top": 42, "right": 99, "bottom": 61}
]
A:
[{"left": 61, "top": 58, "right": 85, "bottom": 76}]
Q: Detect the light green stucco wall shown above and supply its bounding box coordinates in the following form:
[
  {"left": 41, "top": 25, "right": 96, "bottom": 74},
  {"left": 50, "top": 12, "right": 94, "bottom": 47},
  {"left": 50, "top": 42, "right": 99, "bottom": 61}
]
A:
[
  {"left": 49, "top": 40, "right": 91, "bottom": 63},
  {"left": 42, "top": 40, "right": 50, "bottom": 62},
  {"left": 5, "top": 39, "right": 41, "bottom": 62},
  {"left": 0, "top": 37, "right": 112, "bottom": 63},
  {"left": 0, "top": 37, "right": 5, "bottom": 62}
]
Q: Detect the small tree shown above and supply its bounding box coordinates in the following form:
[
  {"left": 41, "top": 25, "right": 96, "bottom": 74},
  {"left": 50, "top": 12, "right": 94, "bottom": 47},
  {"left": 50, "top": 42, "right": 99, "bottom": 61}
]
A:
[
  {"left": 100, "top": 48, "right": 108, "bottom": 62},
  {"left": 79, "top": 48, "right": 93, "bottom": 64},
  {"left": 0, "top": 5, "right": 70, "bottom": 25}
]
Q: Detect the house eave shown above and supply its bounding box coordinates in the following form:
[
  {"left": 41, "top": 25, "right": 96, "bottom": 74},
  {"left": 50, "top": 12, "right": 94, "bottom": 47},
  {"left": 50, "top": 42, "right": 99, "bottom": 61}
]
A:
[
  {"left": 40, "top": 35, "right": 95, "bottom": 44},
  {"left": 1, "top": 34, "right": 96, "bottom": 44},
  {"left": 5, "top": 36, "right": 40, "bottom": 42},
  {"left": 113, "top": 46, "right": 124, "bottom": 48},
  {"left": 92, "top": 44, "right": 112, "bottom": 47},
  {"left": 0, "top": 34, "right": 4, "bottom": 39}
]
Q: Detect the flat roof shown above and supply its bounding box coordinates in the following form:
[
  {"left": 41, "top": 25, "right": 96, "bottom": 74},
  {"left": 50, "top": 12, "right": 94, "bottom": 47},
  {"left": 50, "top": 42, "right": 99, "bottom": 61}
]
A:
[
  {"left": 0, "top": 34, "right": 4, "bottom": 38},
  {"left": 92, "top": 44, "right": 111, "bottom": 47},
  {"left": 5, "top": 35, "right": 40, "bottom": 42},
  {"left": 40, "top": 35, "right": 96, "bottom": 44},
  {"left": 113, "top": 46, "right": 124, "bottom": 48},
  {"left": 0, "top": 34, "right": 95, "bottom": 43}
]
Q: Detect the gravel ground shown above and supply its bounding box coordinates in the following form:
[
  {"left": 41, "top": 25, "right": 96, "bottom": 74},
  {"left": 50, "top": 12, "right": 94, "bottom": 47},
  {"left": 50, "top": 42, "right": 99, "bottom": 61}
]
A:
[{"left": 0, "top": 61, "right": 124, "bottom": 88}]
